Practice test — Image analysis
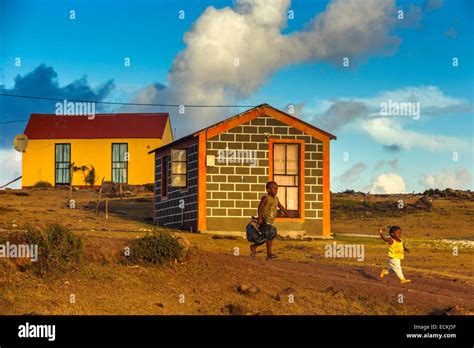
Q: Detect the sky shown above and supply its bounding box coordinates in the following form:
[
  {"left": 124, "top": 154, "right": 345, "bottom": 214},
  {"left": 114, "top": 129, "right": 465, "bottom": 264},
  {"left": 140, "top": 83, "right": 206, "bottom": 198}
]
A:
[{"left": 0, "top": 0, "right": 473, "bottom": 192}]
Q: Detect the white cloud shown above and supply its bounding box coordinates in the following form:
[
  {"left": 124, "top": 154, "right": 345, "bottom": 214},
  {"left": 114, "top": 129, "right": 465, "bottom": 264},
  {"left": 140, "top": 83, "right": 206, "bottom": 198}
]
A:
[
  {"left": 419, "top": 167, "right": 472, "bottom": 190},
  {"left": 301, "top": 86, "right": 472, "bottom": 135},
  {"left": 0, "top": 148, "right": 22, "bottom": 189},
  {"left": 362, "top": 117, "right": 471, "bottom": 153},
  {"left": 367, "top": 173, "right": 406, "bottom": 194},
  {"left": 132, "top": 0, "right": 400, "bottom": 136},
  {"left": 361, "top": 86, "right": 472, "bottom": 115},
  {"left": 172, "top": 0, "right": 397, "bottom": 97}
]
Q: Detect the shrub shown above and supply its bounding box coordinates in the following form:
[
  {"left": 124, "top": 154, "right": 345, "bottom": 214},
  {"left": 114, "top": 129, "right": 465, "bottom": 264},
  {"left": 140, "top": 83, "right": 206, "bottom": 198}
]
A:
[
  {"left": 85, "top": 165, "right": 96, "bottom": 187},
  {"left": 123, "top": 230, "right": 185, "bottom": 265},
  {"left": 33, "top": 181, "right": 52, "bottom": 188},
  {"left": 0, "top": 232, "right": 8, "bottom": 244},
  {"left": 10, "top": 224, "right": 83, "bottom": 275},
  {"left": 144, "top": 183, "right": 155, "bottom": 192},
  {"left": 73, "top": 164, "right": 96, "bottom": 187}
]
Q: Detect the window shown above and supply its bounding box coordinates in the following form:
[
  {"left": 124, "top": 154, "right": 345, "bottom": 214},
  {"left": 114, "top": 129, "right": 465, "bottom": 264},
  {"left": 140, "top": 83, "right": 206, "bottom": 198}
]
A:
[
  {"left": 171, "top": 149, "right": 187, "bottom": 187},
  {"left": 55, "top": 144, "right": 71, "bottom": 185},
  {"left": 112, "top": 143, "right": 128, "bottom": 183},
  {"left": 272, "top": 142, "right": 300, "bottom": 216},
  {"left": 161, "top": 156, "right": 168, "bottom": 197}
]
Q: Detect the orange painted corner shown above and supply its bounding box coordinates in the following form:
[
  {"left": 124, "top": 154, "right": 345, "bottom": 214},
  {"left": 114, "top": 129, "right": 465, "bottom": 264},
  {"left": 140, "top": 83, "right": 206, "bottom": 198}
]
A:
[
  {"left": 322, "top": 139, "right": 331, "bottom": 237},
  {"left": 197, "top": 132, "right": 207, "bottom": 232}
]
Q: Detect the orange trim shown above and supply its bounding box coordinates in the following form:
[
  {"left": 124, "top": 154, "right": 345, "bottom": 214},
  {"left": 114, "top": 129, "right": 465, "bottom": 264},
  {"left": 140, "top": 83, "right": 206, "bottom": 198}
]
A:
[
  {"left": 204, "top": 105, "right": 333, "bottom": 142},
  {"left": 269, "top": 138, "right": 305, "bottom": 222},
  {"left": 205, "top": 107, "right": 264, "bottom": 139},
  {"left": 264, "top": 107, "right": 331, "bottom": 143},
  {"left": 197, "top": 132, "right": 207, "bottom": 232},
  {"left": 322, "top": 139, "right": 331, "bottom": 237}
]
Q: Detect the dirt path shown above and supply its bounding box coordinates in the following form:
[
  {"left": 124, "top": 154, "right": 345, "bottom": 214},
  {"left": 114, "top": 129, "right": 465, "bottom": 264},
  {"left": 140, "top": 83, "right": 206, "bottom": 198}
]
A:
[
  {"left": 1, "top": 188, "right": 473, "bottom": 315},
  {"left": 1, "top": 236, "right": 473, "bottom": 315},
  {"left": 257, "top": 256, "right": 474, "bottom": 310},
  {"left": 189, "top": 249, "right": 474, "bottom": 314},
  {"left": 59, "top": 233, "right": 474, "bottom": 314}
]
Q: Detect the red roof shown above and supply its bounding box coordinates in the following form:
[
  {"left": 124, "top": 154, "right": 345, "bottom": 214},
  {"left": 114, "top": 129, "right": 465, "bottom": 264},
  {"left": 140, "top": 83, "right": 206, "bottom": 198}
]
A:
[{"left": 24, "top": 113, "right": 169, "bottom": 139}]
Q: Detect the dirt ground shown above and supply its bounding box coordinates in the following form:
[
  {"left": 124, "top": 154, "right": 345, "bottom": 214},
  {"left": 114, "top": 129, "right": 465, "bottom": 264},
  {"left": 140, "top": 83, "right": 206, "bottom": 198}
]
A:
[{"left": 0, "top": 188, "right": 473, "bottom": 315}]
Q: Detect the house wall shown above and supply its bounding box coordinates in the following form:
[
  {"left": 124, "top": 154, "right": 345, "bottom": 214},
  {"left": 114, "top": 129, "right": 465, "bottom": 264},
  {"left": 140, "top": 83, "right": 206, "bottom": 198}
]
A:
[
  {"left": 205, "top": 114, "right": 324, "bottom": 235},
  {"left": 153, "top": 142, "right": 199, "bottom": 230},
  {"left": 22, "top": 137, "right": 168, "bottom": 187}
]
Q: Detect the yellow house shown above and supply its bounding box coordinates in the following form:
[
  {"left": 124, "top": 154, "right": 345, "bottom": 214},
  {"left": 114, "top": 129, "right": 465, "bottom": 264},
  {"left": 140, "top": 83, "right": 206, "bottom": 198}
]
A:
[{"left": 22, "top": 113, "right": 173, "bottom": 187}]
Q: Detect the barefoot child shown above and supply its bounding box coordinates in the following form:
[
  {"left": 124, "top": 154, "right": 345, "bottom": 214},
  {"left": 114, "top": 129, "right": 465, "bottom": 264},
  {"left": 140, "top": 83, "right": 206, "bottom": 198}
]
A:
[
  {"left": 250, "top": 181, "right": 290, "bottom": 260},
  {"left": 379, "top": 226, "right": 411, "bottom": 284}
]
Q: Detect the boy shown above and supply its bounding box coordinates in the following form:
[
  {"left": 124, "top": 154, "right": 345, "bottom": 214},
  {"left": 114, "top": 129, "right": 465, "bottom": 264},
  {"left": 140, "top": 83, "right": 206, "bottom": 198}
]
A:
[
  {"left": 250, "top": 181, "right": 290, "bottom": 260},
  {"left": 379, "top": 226, "right": 411, "bottom": 284}
]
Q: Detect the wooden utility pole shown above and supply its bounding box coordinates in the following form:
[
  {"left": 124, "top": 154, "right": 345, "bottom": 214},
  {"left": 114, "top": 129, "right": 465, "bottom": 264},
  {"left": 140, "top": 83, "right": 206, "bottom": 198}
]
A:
[
  {"left": 69, "top": 162, "right": 75, "bottom": 201},
  {"left": 105, "top": 197, "right": 109, "bottom": 219},
  {"left": 96, "top": 177, "right": 105, "bottom": 213}
]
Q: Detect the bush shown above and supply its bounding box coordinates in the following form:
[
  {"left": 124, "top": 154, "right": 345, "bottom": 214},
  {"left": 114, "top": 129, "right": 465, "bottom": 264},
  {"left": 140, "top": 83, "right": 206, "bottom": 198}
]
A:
[
  {"left": 10, "top": 224, "right": 83, "bottom": 275},
  {"left": 123, "top": 230, "right": 185, "bottom": 265},
  {"left": 33, "top": 181, "right": 52, "bottom": 188},
  {"left": 0, "top": 232, "right": 8, "bottom": 244},
  {"left": 85, "top": 165, "right": 96, "bottom": 187},
  {"left": 144, "top": 183, "right": 155, "bottom": 192}
]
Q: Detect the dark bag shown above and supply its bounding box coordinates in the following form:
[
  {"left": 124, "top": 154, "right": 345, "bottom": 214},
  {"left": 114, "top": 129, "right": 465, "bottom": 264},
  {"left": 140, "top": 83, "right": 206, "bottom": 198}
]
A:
[
  {"left": 246, "top": 216, "right": 264, "bottom": 243},
  {"left": 260, "top": 221, "right": 277, "bottom": 240},
  {"left": 246, "top": 217, "right": 277, "bottom": 243}
]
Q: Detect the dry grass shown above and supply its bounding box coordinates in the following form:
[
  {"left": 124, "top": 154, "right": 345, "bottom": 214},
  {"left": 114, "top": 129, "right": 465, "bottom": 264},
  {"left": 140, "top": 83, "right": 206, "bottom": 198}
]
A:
[{"left": 0, "top": 188, "right": 473, "bottom": 315}]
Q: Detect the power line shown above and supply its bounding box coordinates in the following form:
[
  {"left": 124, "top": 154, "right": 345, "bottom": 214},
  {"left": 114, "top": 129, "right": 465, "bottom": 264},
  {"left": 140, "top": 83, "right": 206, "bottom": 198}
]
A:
[
  {"left": 0, "top": 93, "right": 257, "bottom": 108},
  {"left": 0, "top": 119, "right": 28, "bottom": 125}
]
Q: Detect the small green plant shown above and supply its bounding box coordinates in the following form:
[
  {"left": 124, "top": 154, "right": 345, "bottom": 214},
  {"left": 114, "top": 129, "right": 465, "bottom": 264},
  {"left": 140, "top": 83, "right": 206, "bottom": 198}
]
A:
[
  {"left": 73, "top": 164, "right": 96, "bottom": 187},
  {"left": 11, "top": 224, "right": 83, "bottom": 276},
  {"left": 123, "top": 230, "right": 184, "bottom": 265},
  {"left": 85, "top": 165, "right": 96, "bottom": 187},
  {"left": 33, "top": 181, "right": 52, "bottom": 188}
]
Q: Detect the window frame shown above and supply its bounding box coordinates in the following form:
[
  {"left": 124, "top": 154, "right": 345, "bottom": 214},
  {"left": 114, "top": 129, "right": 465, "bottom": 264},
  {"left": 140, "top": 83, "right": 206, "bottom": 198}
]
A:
[
  {"left": 54, "top": 143, "right": 71, "bottom": 185},
  {"left": 269, "top": 138, "right": 305, "bottom": 221},
  {"left": 111, "top": 143, "right": 129, "bottom": 184},
  {"left": 170, "top": 148, "right": 188, "bottom": 188}
]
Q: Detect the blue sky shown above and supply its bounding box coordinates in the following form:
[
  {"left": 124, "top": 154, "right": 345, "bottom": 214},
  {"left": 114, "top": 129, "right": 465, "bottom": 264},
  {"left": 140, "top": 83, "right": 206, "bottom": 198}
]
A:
[{"left": 1, "top": 0, "right": 473, "bottom": 192}]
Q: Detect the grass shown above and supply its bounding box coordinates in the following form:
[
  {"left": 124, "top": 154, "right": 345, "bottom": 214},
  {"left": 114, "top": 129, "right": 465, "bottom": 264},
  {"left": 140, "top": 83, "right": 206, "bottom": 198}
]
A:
[
  {"left": 4, "top": 224, "right": 83, "bottom": 276},
  {"left": 0, "top": 188, "right": 473, "bottom": 315}
]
